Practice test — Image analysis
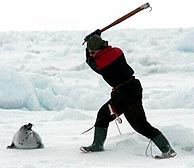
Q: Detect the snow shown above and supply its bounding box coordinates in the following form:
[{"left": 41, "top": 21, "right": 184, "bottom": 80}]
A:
[{"left": 0, "top": 28, "right": 194, "bottom": 167}]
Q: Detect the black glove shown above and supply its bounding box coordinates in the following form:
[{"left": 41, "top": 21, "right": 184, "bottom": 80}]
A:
[{"left": 84, "top": 29, "right": 101, "bottom": 42}]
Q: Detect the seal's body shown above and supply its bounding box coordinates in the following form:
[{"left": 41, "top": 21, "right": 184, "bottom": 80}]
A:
[{"left": 7, "top": 123, "right": 44, "bottom": 149}]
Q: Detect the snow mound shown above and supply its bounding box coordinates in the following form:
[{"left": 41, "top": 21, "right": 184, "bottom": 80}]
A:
[
  {"left": 176, "top": 30, "right": 194, "bottom": 52},
  {"left": 0, "top": 29, "right": 194, "bottom": 111},
  {"left": 107, "top": 124, "right": 194, "bottom": 155},
  {"left": 161, "top": 124, "right": 194, "bottom": 151},
  {"left": 0, "top": 67, "right": 40, "bottom": 110}
]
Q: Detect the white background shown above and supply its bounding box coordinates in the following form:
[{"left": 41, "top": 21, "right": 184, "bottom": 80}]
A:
[{"left": 0, "top": 0, "right": 193, "bottom": 31}]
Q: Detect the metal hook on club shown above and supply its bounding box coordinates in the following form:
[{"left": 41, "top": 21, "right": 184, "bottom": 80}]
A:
[{"left": 149, "top": 6, "right": 152, "bottom": 12}]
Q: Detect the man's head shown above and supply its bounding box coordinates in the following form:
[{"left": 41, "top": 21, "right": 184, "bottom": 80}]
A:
[{"left": 87, "top": 35, "right": 108, "bottom": 51}]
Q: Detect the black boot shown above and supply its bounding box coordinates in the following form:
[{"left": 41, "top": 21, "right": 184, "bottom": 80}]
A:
[
  {"left": 80, "top": 127, "right": 107, "bottom": 152},
  {"left": 152, "top": 133, "right": 177, "bottom": 159}
]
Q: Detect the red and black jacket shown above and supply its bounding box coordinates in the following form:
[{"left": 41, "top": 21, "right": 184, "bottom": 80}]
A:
[{"left": 86, "top": 46, "right": 134, "bottom": 87}]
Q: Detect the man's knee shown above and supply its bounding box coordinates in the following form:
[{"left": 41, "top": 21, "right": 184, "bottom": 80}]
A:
[
  {"left": 130, "top": 120, "right": 160, "bottom": 139},
  {"left": 94, "top": 102, "right": 112, "bottom": 128}
]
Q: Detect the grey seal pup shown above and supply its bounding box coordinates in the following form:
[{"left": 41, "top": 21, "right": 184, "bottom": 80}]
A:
[{"left": 7, "top": 123, "right": 44, "bottom": 149}]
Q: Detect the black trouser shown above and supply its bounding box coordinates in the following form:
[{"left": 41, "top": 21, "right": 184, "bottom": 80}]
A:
[{"left": 94, "top": 78, "right": 161, "bottom": 140}]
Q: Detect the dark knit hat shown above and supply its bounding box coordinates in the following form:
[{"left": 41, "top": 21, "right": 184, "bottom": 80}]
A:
[{"left": 87, "top": 35, "right": 108, "bottom": 50}]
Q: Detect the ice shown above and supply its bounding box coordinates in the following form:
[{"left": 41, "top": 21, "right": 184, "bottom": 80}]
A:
[{"left": 0, "top": 28, "right": 194, "bottom": 168}]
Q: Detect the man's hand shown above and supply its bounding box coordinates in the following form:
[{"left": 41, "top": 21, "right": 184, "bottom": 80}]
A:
[{"left": 84, "top": 29, "right": 101, "bottom": 42}]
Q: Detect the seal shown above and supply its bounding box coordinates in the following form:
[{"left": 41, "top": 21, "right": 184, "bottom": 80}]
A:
[{"left": 7, "top": 123, "right": 44, "bottom": 149}]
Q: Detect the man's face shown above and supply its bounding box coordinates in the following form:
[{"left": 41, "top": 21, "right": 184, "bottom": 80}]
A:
[{"left": 88, "top": 50, "right": 100, "bottom": 57}]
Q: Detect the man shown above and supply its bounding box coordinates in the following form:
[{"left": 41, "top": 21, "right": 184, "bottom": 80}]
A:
[{"left": 80, "top": 33, "right": 176, "bottom": 159}]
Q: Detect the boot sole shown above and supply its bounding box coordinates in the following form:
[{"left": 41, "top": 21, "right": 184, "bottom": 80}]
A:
[
  {"left": 80, "top": 146, "right": 91, "bottom": 153},
  {"left": 155, "top": 152, "right": 177, "bottom": 159},
  {"left": 80, "top": 146, "right": 104, "bottom": 153}
]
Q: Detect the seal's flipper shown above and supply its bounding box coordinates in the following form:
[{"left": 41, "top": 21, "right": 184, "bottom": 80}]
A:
[
  {"left": 7, "top": 143, "right": 16, "bottom": 149},
  {"left": 38, "top": 142, "right": 44, "bottom": 148}
]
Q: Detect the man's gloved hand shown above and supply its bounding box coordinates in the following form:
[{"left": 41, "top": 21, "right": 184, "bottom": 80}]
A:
[{"left": 84, "top": 29, "right": 101, "bottom": 42}]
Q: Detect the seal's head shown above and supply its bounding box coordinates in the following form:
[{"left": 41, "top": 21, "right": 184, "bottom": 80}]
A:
[{"left": 21, "top": 123, "right": 33, "bottom": 131}]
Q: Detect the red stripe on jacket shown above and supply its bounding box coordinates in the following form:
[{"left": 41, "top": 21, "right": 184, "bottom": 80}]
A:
[{"left": 93, "top": 46, "right": 123, "bottom": 69}]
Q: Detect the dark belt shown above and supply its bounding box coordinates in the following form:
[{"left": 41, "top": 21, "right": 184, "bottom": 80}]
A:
[{"left": 112, "top": 76, "right": 134, "bottom": 91}]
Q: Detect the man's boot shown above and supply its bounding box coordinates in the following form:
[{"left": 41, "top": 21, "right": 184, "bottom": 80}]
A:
[
  {"left": 152, "top": 133, "right": 177, "bottom": 159},
  {"left": 80, "top": 127, "right": 107, "bottom": 152}
]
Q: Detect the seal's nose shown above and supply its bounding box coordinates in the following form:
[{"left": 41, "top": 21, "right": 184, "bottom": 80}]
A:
[{"left": 27, "top": 123, "right": 33, "bottom": 130}]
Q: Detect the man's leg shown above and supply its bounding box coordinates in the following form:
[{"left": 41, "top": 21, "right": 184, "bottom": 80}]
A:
[
  {"left": 123, "top": 100, "right": 176, "bottom": 158},
  {"left": 80, "top": 101, "right": 114, "bottom": 152}
]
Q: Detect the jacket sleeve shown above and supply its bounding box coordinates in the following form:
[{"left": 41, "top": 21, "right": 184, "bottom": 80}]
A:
[{"left": 85, "top": 48, "right": 101, "bottom": 74}]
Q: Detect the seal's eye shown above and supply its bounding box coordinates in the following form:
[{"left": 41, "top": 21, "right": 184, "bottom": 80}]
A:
[{"left": 23, "top": 125, "right": 28, "bottom": 129}]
